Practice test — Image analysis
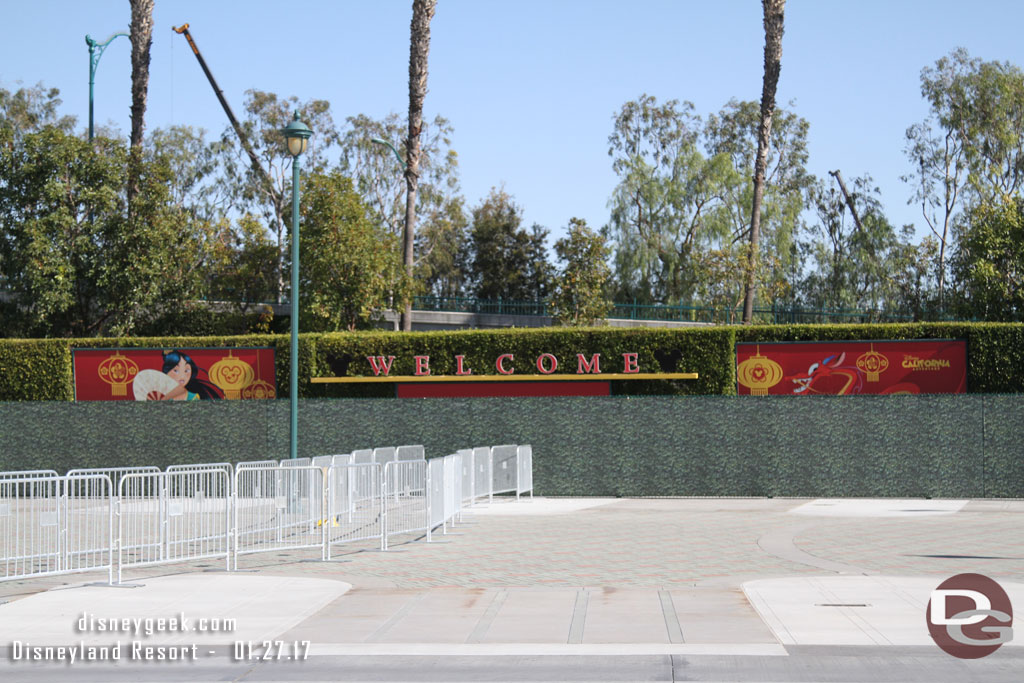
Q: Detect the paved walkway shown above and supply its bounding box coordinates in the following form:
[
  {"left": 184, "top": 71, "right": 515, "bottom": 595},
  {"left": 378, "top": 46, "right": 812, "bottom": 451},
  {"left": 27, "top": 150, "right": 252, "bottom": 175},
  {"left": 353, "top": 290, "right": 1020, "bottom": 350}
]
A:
[{"left": 1, "top": 497, "right": 1023, "bottom": 681}]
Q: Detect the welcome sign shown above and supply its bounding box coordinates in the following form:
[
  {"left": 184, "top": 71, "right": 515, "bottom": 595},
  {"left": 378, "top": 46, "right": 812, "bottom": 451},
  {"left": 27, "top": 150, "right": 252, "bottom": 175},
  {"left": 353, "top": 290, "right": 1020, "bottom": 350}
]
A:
[{"left": 312, "top": 352, "right": 698, "bottom": 398}]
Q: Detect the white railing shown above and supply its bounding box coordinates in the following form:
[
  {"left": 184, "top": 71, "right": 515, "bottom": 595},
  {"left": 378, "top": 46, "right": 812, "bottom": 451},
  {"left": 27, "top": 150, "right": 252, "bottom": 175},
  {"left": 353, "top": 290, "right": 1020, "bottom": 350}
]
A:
[
  {"left": 117, "top": 468, "right": 231, "bottom": 582},
  {"left": 0, "top": 474, "right": 114, "bottom": 583},
  {"left": 67, "top": 467, "right": 160, "bottom": 499},
  {"left": 0, "top": 444, "right": 533, "bottom": 585},
  {"left": 325, "top": 463, "right": 383, "bottom": 556},
  {"left": 234, "top": 465, "right": 325, "bottom": 567},
  {"left": 383, "top": 460, "right": 428, "bottom": 543},
  {"left": 473, "top": 446, "right": 493, "bottom": 504}
]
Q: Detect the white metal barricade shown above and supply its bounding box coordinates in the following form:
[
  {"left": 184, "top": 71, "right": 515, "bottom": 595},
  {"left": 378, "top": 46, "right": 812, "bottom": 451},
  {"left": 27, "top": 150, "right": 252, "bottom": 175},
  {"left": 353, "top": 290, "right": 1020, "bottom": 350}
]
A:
[
  {"left": 234, "top": 460, "right": 278, "bottom": 471},
  {"left": 491, "top": 445, "right": 519, "bottom": 495},
  {"left": 168, "top": 462, "right": 233, "bottom": 476},
  {"left": 68, "top": 467, "right": 160, "bottom": 499},
  {"left": 458, "top": 449, "right": 475, "bottom": 507},
  {"left": 118, "top": 469, "right": 230, "bottom": 582},
  {"left": 473, "top": 446, "right": 493, "bottom": 504},
  {"left": 516, "top": 445, "right": 534, "bottom": 499},
  {"left": 1, "top": 475, "right": 62, "bottom": 581},
  {"left": 3, "top": 444, "right": 527, "bottom": 583},
  {"left": 445, "top": 454, "right": 462, "bottom": 526},
  {"left": 311, "top": 455, "right": 334, "bottom": 470},
  {"left": 326, "top": 463, "right": 383, "bottom": 557},
  {"left": 396, "top": 445, "right": 425, "bottom": 461},
  {"left": 0, "top": 474, "right": 115, "bottom": 584},
  {"left": 427, "top": 458, "right": 445, "bottom": 532},
  {"left": 373, "top": 447, "right": 396, "bottom": 466},
  {"left": 63, "top": 474, "right": 115, "bottom": 582},
  {"left": 233, "top": 465, "right": 325, "bottom": 567},
  {"left": 0, "top": 469, "right": 59, "bottom": 479},
  {"left": 382, "top": 460, "right": 428, "bottom": 546}
]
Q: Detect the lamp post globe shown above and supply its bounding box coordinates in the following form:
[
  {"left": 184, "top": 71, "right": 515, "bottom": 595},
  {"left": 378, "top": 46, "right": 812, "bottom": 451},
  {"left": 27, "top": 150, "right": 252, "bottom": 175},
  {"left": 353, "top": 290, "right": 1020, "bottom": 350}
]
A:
[{"left": 282, "top": 111, "right": 311, "bottom": 461}]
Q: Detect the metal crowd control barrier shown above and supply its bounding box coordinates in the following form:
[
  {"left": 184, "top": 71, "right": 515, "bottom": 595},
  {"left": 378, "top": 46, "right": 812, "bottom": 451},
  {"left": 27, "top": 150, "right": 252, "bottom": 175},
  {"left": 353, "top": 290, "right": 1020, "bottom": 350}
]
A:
[
  {"left": 516, "top": 445, "right": 534, "bottom": 499},
  {"left": 396, "top": 445, "right": 425, "bottom": 461},
  {"left": 458, "top": 449, "right": 475, "bottom": 508},
  {"left": 67, "top": 467, "right": 160, "bottom": 499},
  {"left": 117, "top": 468, "right": 231, "bottom": 583},
  {"left": 234, "top": 465, "right": 325, "bottom": 568},
  {"left": 427, "top": 457, "right": 446, "bottom": 532},
  {"left": 325, "top": 463, "right": 383, "bottom": 557},
  {"left": 473, "top": 446, "right": 493, "bottom": 504},
  {"left": 0, "top": 469, "right": 59, "bottom": 479},
  {"left": 373, "top": 447, "right": 396, "bottom": 466},
  {"left": 234, "top": 459, "right": 278, "bottom": 471},
  {"left": 0, "top": 474, "right": 113, "bottom": 583},
  {"left": 383, "top": 460, "right": 428, "bottom": 545},
  {"left": 426, "top": 454, "right": 464, "bottom": 535},
  {"left": 63, "top": 475, "right": 115, "bottom": 582},
  {"left": 311, "top": 455, "right": 334, "bottom": 470},
  {"left": 1, "top": 444, "right": 533, "bottom": 583},
  {"left": 491, "top": 445, "right": 519, "bottom": 496}
]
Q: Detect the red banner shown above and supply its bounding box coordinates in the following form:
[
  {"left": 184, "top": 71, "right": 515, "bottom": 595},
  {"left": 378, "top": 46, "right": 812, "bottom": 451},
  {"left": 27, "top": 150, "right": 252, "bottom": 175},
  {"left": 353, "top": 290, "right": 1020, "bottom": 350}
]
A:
[
  {"left": 73, "top": 348, "right": 277, "bottom": 401},
  {"left": 736, "top": 340, "right": 967, "bottom": 395}
]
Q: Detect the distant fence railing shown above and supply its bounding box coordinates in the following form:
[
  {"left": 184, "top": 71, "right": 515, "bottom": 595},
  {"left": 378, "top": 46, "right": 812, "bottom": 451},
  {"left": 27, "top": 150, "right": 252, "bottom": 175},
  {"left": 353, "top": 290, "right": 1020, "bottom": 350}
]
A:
[
  {"left": 412, "top": 295, "right": 932, "bottom": 325},
  {"left": 1, "top": 444, "right": 534, "bottom": 586}
]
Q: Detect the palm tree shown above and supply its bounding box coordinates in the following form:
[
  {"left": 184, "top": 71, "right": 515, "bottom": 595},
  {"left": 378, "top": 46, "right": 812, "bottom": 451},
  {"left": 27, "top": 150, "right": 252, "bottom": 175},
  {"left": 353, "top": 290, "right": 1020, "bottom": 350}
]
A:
[
  {"left": 742, "top": 0, "right": 786, "bottom": 324},
  {"left": 401, "top": 0, "right": 438, "bottom": 331},
  {"left": 127, "top": 0, "right": 154, "bottom": 208}
]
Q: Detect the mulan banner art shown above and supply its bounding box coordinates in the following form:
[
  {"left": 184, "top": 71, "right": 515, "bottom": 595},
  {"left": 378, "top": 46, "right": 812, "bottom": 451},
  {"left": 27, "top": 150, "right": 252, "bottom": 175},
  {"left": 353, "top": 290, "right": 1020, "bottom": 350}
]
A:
[
  {"left": 736, "top": 340, "right": 967, "bottom": 395},
  {"left": 73, "top": 348, "right": 277, "bottom": 401}
]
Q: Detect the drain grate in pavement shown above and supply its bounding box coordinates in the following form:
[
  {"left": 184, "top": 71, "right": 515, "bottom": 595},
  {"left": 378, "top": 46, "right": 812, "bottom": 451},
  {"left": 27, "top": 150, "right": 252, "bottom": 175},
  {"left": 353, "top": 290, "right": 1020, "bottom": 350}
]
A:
[{"left": 815, "top": 603, "right": 871, "bottom": 607}]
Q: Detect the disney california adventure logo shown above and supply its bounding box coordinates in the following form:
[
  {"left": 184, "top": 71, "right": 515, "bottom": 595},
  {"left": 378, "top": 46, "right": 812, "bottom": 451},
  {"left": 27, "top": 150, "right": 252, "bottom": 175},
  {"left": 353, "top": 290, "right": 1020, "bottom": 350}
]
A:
[{"left": 927, "top": 573, "right": 1014, "bottom": 659}]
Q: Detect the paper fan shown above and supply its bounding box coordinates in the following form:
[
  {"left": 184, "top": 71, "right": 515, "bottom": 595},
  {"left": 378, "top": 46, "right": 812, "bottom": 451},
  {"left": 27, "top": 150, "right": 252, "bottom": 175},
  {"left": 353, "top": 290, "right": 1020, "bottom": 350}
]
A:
[{"left": 133, "top": 369, "right": 181, "bottom": 401}]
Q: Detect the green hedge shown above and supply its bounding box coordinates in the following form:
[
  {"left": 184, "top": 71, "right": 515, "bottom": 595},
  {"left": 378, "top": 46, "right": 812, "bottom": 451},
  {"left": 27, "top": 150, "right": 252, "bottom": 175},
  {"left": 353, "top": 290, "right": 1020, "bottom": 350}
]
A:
[{"left": 0, "top": 323, "right": 1022, "bottom": 401}]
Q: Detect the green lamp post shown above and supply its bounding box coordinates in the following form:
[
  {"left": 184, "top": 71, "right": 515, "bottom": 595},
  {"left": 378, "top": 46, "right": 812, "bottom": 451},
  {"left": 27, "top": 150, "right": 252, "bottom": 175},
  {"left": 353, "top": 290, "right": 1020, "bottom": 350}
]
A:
[
  {"left": 371, "top": 137, "right": 406, "bottom": 170},
  {"left": 85, "top": 32, "right": 128, "bottom": 141},
  {"left": 282, "top": 112, "right": 312, "bottom": 461}
]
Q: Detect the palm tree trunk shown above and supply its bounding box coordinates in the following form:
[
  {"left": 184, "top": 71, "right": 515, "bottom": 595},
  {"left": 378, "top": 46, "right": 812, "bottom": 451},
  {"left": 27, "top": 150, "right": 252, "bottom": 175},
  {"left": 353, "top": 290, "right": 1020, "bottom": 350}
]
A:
[
  {"left": 401, "top": 0, "right": 437, "bottom": 331},
  {"left": 742, "top": 0, "right": 786, "bottom": 324},
  {"left": 127, "top": 0, "right": 154, "bottom": 210}
]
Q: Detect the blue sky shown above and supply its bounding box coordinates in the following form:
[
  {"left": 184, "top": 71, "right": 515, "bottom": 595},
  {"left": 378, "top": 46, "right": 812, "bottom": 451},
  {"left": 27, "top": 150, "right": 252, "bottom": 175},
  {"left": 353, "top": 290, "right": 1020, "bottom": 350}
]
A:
[{"left": 5, "top": 1, "right": 1024, "bottom": 246}]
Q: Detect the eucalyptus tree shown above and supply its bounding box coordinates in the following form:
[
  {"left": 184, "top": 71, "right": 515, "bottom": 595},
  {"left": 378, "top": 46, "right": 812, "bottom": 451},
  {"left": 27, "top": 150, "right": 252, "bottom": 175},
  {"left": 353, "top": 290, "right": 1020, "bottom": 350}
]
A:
[
  {"left": 904, "top": 48, "right": 1024, "bottom": 304},
  {"left": 338, "top": 112, "right": 464, "bottom": 297},
  {"left": 550, "top": 218, "right": 612, "bottom": 326},
  {"left": 222, "top": 89, "right": 339, "bottom": 303},
  {"left": 605, "top": 94, "right": 736, "bottom": 305}
]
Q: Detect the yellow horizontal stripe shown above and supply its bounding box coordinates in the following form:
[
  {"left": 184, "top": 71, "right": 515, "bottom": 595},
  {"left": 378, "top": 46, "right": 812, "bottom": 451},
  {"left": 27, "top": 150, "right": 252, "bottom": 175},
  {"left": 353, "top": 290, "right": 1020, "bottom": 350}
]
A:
[{"left": 310, "top": 372, "right": 697, "bottom": 384}]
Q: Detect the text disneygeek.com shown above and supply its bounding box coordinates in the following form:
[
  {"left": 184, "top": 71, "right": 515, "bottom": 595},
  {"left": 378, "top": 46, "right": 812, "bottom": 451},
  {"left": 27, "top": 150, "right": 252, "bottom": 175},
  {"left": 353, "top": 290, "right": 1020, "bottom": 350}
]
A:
[{"left": 7, "top": 613, "right": 310, "bottom": 664}]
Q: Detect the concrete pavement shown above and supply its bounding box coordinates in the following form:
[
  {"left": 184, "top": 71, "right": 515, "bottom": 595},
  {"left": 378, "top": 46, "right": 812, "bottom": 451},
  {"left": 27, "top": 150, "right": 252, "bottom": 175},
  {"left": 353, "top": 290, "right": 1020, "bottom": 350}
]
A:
[{"left": 1, "top": 496, "right": 1023, "bottom": 681}]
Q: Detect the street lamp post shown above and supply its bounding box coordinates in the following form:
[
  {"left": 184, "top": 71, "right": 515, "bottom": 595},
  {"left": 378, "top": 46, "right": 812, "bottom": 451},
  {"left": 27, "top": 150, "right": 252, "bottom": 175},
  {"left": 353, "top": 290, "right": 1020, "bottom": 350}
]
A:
[
  {"left": 282, "top": 112, "right": 312, "bottom": 461},
  {"left": 371, "top": 138, "right": 408, "bottom": 328},
  {"left": 85, "top": 32, "right": 128, "bottom": 141},
  {"left": 371, "top": 137, "right": 406, "bottom": 170}
]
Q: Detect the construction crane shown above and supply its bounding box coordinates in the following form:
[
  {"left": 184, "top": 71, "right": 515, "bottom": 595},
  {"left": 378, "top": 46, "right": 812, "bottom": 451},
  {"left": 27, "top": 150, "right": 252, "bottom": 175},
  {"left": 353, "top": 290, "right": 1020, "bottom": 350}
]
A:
[
  {"left": 828, "top": 169, "right": 865, "bottom": 234},
  {"left": 171, "top": 24, "right": 277, "bottom": 199}
]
